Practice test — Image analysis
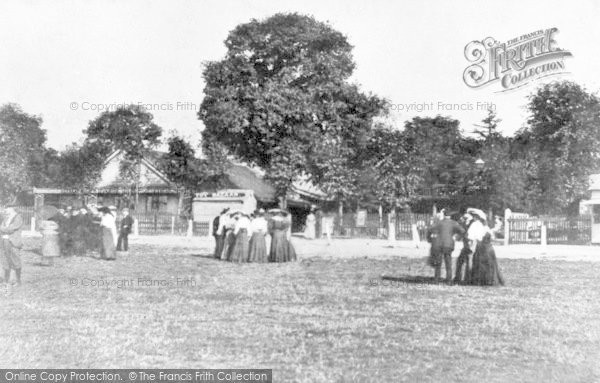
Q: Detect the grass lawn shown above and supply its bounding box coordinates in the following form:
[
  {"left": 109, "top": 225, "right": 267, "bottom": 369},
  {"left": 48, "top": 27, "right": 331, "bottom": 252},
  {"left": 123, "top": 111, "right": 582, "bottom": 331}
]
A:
[{"left": 1, "top": 237, "right": 599, "bottom": 382}]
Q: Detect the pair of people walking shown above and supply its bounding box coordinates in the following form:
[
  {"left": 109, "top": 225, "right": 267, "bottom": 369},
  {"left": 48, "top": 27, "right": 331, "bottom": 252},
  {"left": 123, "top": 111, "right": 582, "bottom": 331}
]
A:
[{"left": 427, "top": 208, "right": 504, "bottom": 286}]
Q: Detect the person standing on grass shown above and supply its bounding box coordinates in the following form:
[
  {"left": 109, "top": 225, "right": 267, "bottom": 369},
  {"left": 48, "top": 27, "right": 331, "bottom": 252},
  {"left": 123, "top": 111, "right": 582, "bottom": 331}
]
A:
[
  {"left": 268, "top": 210, "right": 297, "bottom": 262},
  {"left": 454, "top": 213, "right": 474, "bottom": 283},
  {"left": 219, "top": 211, "right": 236, "bottom": 261},
  {"left": 0, "top": 205, "right": 24, "bottom": 286},
  {"left": 99, "top": 207, "right": 117, "bottom": 260},
  {"left": 248, "top": 209, "right": 268, "bottom": 262},
  {"left": 304, "top": 208, "right": 316, "bottom": 239},
  {"left": 314, "top": 207, "right": 323, "bottom": 239},
  {"left": 229, "top": 212, "right": 251, "bottom": 263},
  {"left": 426, "top": 210, "right": 464, "bottom": 284},
  {"left": 213, "top": 208, "right": 228, "bottom": 259},
  {"left": 116, "top": 208, "right": 133, "bottom": 252}
]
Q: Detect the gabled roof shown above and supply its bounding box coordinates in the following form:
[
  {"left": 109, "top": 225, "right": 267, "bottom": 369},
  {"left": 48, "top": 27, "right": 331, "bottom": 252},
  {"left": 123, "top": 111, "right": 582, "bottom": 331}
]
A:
[{"left": 98, "top": 150, "right": 174, "bottom": 191}]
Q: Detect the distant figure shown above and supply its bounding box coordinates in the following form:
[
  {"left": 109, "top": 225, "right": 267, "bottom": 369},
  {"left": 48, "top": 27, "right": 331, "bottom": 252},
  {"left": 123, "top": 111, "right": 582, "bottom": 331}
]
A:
[
  {"left": 304, "top": 209, "right": 316, "bottom": 239},
  {"left": 213, "top": 208, "right": 228, "bottom": 259},
  {"left": 73, "top": 208, "right": 87, "bottom": 256},
  {"left": 229, "top": 213, "right": 251, "bottom": 263},
  {"left": 314, "top": 208, "right": 323, "bottom": 239},
  {"left": 117, "top": 208, "right": 133, "bottom": 252},
  {"left": 0, "top": 205, "right": 24, "bottom": 286},
  {"left": 322, "top": 214, "right": 334, "bottom": 245},
  {"left": 268, "top": 211, "right": 297, "bottom": 262},
  {"left": 491, "top": 215, "right": 503, "bottom": 239},
  {"left": 248, "top": 209, "right": 268, "bottom": 263},
  {"left": 454, "top": 213, "right": 474, "bottom": 283},
  {"left": 99, "top": 207, "right": 117, "bottom": 260},
  {"left": 426, "top": 210, "right": 465, "bottom": 283}
]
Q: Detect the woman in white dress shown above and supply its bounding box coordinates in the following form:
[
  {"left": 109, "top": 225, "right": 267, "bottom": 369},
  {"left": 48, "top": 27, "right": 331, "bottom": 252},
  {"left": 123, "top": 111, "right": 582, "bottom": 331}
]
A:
[
  {"left": 99, "top": 207, "right": 118, "bottom": 260},
  {"left": 304, "top": 210, "right": 316, "bottom": 239},
  {"left": 248, "top": 209, "right": 268, "bottom": 262}
]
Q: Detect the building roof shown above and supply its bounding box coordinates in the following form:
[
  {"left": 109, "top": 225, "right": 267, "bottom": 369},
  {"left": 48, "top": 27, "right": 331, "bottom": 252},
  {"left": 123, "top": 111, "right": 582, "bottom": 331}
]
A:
[
  {"left": 225, "top": 163, "right": 277, "bottom": 202},
  {"left": 98, "top": 150, "right": 176, "bottom": 193}
]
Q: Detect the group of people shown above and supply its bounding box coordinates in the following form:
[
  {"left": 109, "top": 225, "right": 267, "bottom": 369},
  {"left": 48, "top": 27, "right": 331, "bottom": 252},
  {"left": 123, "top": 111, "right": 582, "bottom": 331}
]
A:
[
  {"left": 51, "top": 205, "right": 133, "bottom": 260},
  {"left": 426, "top": 207, "right": 504, "bottom": 286},
  {"left": 212, "top": 208, "right": 297, "bottom": 263}
]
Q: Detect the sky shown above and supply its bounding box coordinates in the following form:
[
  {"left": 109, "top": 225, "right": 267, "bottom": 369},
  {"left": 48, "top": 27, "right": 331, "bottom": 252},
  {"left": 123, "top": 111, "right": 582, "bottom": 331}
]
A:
[{"left": 1, "top": 0, "right": 599, "bottom": 150}]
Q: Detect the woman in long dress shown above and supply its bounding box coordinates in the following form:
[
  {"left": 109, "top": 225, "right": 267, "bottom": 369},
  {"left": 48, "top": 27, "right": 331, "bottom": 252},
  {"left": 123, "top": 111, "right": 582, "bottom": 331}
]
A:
[
  {"left": 99, "top": 207, "right": 117, "bottom": 260},
  {"left": 268, "top": 211, "right": 297, "bottom": 262},
  {"left": 304, "top": 210, "right": 316, "bottom": 239},
  {"left": 229, "top": 213, "right": 251, "bottom": 263},
  {"left": 248, "top": 210, "right": 268, "bottom": 262},
  {"left": 466, "top": 210, "right": 504, "bottom": 286},
  {"left": 471, "top": 232, "right": 505, "bottom": 285}
]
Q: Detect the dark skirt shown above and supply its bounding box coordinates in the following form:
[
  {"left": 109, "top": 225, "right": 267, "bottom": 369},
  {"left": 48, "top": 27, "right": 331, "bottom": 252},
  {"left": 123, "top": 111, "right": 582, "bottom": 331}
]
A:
[
  {"left": 471, "top": 240, "right": 504, "bottom": 286},
  {"left": 269, "top": 230, "right": 297, "bottom": 263},
  {"left": 229, "top": 229, "right": 249, "bottom": 263},
  {"left": 248, "top": 232, "right": 267, "bottom": 263},
  {"left": 220, "top": 230, "right": 235, "bottom": 261},
  {"left": 213, "top": 234, "right": 224, "bottom": 259},
  {"left": 102, "top": 228, "right": 116, "bottom": 260}
]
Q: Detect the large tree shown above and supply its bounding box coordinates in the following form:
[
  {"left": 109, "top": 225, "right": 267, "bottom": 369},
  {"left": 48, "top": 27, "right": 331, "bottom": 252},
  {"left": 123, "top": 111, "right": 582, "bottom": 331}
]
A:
[
  {"left": 517, "top": 81, "right": 600, "bottom": 214},
  {"left": 199, "top": 13, "right": 384, "bottom": 206},
  {"left": 162, "top": 135, "right": 230, "bottom": 215},
  {"left": 0, "top": 104, "right": 48, "bottom": 202},
  {"left": 360, "top": 124, "right": 423, "bottom": 210},
  {"left": 84, "top": 105, "right": 163, "bottom": 207}
]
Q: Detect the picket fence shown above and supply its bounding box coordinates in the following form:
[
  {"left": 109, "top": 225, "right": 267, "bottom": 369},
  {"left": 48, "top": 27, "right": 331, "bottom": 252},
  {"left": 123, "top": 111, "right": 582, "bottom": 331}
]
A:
[{"left": 12, "top": 206, "right": 595, "bottom": 244}]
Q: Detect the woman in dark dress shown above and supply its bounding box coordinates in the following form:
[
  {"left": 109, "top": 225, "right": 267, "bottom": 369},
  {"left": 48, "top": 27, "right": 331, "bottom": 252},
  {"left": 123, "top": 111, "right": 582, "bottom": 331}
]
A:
[
  {"left": 248, "top": 210, "right": 268, "bottom": 263},
  {"left": 470, "top": 232, "right": 504, "bottom": 286},
  {"left": 220, "top": 213, "right": 236, "bottom": 261},
  {"left": 268, "top": 211, "right": 297, "bottom": 263},
  {"left": 229, "top": 213, "right": 250, "bottom": 263}
]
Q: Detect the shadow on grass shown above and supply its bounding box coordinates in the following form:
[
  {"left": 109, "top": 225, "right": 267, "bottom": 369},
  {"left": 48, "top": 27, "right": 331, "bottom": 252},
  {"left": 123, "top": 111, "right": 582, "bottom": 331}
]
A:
[
  {"left": 382, "top": 274, "right": 443, "bottom": 285},
  {"left": 381, "top": 274, "right": 475, "bottom": 286},
  {"left": 190, "top": 253, "right": 218, "bottom": 259}
]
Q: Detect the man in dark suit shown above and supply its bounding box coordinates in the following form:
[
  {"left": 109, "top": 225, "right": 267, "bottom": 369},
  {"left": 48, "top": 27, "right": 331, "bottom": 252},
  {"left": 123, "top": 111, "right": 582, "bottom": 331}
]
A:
[
  {"left": 427, "top": 210, "right": 465, "bottom": 284},
  {"left": 0, "top": 205, "right": 24, "bottom": 285},
  {"left": 116, "top": 208, "right": 134, "bottom": 252},
  {"left": 213, "top": 208, "right": 229, "bottom": 258}
]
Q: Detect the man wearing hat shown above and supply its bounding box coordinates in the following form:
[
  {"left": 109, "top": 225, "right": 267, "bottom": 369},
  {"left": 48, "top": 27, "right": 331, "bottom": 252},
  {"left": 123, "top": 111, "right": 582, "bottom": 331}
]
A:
[
  {"left": 0, "top": 204, "right": 24, "bottom": 285},
  {"left": 426, "top": 209, "right": 465, "bottom": 284},
  {"left": 116, "top": 208, "right": 134, "bottom": 252}
]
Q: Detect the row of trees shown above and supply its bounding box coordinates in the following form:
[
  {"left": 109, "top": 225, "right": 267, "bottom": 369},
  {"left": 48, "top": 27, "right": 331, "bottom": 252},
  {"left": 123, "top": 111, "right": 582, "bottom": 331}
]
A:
[
  {"left": 2, "top": 13, "right": 599, "bottom": 216},
  {"left": 0, "top": 103, "right": 228, "bottom": 209},
  {"left": 198, "top": 13, "right": 600, "bottom": 216}
]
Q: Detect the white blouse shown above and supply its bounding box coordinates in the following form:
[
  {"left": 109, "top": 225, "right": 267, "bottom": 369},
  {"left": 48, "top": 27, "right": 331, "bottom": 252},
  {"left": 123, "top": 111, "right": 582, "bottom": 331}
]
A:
[
  {"left": 250, "top": 217, "right": 268, "bottom": 235},
  {"left": 234, "top": 216, "right": 251, "bottom": 235}
]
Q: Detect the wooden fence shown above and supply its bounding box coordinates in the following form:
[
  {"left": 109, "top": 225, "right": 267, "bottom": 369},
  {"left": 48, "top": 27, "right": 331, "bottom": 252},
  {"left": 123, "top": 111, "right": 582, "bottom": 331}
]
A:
[
  {"left": 333, "top": 212, "right": 432, "bottom": 240},
  {"left": 506, "top": 216, "right": 591, "bottom": 245}
]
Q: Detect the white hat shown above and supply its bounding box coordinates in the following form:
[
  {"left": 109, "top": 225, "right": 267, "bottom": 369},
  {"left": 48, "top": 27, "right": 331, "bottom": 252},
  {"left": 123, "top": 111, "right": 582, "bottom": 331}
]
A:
[{"left": 466, "top": 208, "right": 487, "bottom": 221}]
